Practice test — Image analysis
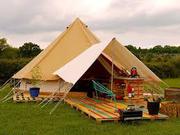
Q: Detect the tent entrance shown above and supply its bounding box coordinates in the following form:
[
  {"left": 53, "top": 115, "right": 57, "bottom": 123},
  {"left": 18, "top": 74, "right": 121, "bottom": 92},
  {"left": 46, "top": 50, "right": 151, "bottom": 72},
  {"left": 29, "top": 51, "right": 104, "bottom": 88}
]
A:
[
  {"left": 71, "top": 54, "right": 129, "bottom": 99},
  {"left": 71, "top": 57, "right": 110, "bottom": 97}
]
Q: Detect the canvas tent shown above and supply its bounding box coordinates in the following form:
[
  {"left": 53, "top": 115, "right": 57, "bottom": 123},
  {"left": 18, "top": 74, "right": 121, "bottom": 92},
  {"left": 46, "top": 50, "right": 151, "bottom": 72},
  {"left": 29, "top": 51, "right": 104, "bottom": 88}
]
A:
[
  {"left": 12, "top": 18, "right": 162, "bottom": 93},
  {"left": 12, "top": 18, "right": 100, "bottom": 92}
]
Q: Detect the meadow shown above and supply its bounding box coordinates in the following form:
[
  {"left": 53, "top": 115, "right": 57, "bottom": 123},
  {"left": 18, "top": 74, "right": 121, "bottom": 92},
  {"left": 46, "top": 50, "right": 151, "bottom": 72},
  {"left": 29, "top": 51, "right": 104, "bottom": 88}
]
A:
[
  {"left": 0, "top": 78, "right": 179, "bottom": 135},
  {"left": 163, "top": 78, "right": 180, "bottom": 87}
]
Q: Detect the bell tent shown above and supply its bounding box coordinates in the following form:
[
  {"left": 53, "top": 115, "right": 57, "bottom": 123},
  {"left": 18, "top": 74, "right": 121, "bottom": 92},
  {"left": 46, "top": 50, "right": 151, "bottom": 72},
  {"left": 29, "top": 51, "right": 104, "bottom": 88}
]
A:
[{"left": 12, "top": 18, "right": 162, "bottom": 95}]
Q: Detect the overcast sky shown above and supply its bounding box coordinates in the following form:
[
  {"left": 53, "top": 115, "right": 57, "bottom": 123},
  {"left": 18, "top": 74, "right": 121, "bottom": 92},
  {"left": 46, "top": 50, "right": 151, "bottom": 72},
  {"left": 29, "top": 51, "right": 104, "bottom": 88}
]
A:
[{"left": 0, "top": 0, "right": 180, "bottom": 48}]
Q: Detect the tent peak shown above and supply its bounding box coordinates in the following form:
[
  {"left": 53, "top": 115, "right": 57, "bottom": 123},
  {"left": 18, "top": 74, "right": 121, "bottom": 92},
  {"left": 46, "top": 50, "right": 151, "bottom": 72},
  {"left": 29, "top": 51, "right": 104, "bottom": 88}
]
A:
[
  {"left": 74, "top": 17, "right": 82, "bottom": 21},
  {"left": 71, "top": 17, "right": 87, "bottom": 27},
  {"left": 108, "top": 37, "right": 119, "bottom": 45},
  {"left": 68, "top": 18, "right": 99, "bottom": 44}
]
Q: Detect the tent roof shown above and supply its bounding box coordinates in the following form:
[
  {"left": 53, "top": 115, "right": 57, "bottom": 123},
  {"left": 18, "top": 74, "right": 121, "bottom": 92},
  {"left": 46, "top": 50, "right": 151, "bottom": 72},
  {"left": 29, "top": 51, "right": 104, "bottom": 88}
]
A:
[
  {"left": 12, "top": 18, "right": 100, "bottom": 80},
  {"left": 102, "top": 38, "right": 162, "bottom": 82}
]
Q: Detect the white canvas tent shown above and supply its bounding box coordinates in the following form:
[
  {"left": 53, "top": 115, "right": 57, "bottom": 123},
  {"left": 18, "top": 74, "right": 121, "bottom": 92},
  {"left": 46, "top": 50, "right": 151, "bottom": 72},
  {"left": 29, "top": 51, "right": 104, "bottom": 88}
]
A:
[{"left": 12, "top": 18, "right": 162, "bottom": 93}]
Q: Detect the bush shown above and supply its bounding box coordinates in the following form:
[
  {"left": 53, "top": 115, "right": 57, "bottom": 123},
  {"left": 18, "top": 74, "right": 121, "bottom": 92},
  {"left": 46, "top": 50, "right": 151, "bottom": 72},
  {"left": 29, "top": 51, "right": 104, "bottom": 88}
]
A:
[
  {"left": 19, "top": 42, "right": 42, "bottom": 58},
  {"left": 145, "top": 56, "right": 180, "bottom": 78},
  {"left": 0, "top": 58, "right": 31, "bottom": 84},
  {"left": 0, "top": 47, "right": 19, "bottom": 59}
]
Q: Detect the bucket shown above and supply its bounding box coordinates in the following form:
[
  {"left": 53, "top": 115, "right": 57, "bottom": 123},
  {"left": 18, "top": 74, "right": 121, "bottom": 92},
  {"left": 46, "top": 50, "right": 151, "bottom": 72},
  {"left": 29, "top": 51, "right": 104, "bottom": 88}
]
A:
[
  {"left": 147, "top": 101, "right": 160, "bottom": 115},
  {"left": 29, "top": 87, "right": 40, "bottom": 97}
]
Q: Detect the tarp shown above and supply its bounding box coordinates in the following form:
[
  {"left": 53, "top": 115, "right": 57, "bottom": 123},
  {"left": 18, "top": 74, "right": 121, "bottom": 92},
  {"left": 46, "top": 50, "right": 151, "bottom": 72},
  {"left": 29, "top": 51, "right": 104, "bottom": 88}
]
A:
[{"left": 53, "top": 40, "right": 109, "bottom": 84}]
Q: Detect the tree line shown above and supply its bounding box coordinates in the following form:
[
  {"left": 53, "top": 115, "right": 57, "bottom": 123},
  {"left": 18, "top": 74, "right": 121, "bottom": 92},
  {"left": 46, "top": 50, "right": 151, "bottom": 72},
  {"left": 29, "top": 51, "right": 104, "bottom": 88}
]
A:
[
  {"left": 126, "top": 45, "right": 180, "bottom": 78},
  {"left": 0, "top": 38, "right": 42, "bottom": 84},
  {"left": 0, "top": 37, "right": 180, "bottom": 84}
]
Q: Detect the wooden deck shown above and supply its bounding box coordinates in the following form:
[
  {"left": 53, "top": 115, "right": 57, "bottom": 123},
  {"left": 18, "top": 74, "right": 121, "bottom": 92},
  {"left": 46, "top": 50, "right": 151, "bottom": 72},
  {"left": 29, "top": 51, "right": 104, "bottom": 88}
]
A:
[
  {"left": 64, "top": 97, "right": 168, "bottom": 123},
  {"left": 13, "top": 91, "right": 168, "bottom": 123},
  {"left": 13, "top": 92, "right": 63, "bottom": 102},
  {"left": 13, "top": 91, "right": 86, "bottom": 103},
  {"left": 65, "top": 97, "right": 121, "bottom": 123}
]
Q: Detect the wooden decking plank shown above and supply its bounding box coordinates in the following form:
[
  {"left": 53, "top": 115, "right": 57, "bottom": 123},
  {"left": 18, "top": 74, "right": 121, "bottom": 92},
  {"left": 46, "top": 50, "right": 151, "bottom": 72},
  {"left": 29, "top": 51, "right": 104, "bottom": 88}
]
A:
[
  {"left": 97, "top": 98, "right": 128, "bottom": 109},
  {"left": 67, "top": 98, "right": 120, "bottom": 121},
  {"left": 65, "top": 99, "right": 102, "bottom": 119},
  {"left": 86, "top": 98, "right": 117, "bottom": 111},
  {"left": 13, "top": 92, "right": 64, "bottom": 103},
  {"left": 80, "top": 100, "right": 115, "bottom": 119},
  {"left": 66, "top": 98, "right": 120, "bottom": 122},
  {"left": 65, "top": 99, "right": 103, "bottom": 119},
  {"left": 82, "top": 98, "right": 119, "bottom": 118},
  {"left": 142, "top": 110, "right": 168, "bottom": 120},
  {"left": 76, "top": 99, "right": 113, "bottom": 119},
  {"left": 88, "top": 98, "right": 120, "bottom": 111}
]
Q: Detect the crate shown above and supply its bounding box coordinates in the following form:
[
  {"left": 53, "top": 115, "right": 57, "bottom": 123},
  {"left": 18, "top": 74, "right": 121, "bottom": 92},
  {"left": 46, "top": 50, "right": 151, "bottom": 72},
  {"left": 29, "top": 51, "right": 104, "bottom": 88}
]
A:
[
  {"left": 165, "top": 87, "right": 180, "bottom": 102},
  {"left": 119, "top": 108, "right": 143, "bottom": 121},
  {"left": 160, "top": 102, "right": 180, "bottom": 117}
]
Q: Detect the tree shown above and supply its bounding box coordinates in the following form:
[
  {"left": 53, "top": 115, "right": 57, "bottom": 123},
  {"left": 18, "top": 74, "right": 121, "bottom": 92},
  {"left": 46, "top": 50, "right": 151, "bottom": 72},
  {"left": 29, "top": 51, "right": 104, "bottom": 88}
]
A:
[
  {"left": 0, "top": 38, "right": 9, "bottom": 52},
  {"left": 150, "top": 45, "right": 163, "bottom": 54},
  {"left": 0, "top": 58, "right": 31, "bottom": 84},
  {"left": 125, "top": 45, "right": 138, "bottom": 54},
  {"left": 0, "top": 47, "right": 19, "bottom": 59},
  {"left": 19, "top": 42, "right": 42, "bottom": 58},
  {"left": 125, "top": 45, "right": 141, "bottom": 59}
]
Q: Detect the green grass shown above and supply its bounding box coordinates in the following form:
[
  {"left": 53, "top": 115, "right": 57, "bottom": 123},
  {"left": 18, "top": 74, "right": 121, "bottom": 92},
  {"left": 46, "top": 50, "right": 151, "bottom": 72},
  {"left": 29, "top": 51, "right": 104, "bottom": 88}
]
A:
[
  {"left": 0, "top": 102, "right": 179, "bottom": 135},
  {"left": 0, "top": 79, "right": 179, "bottom": 135},
  {"left": 162, "top": 78, "right": 180, "bottom": 87}
]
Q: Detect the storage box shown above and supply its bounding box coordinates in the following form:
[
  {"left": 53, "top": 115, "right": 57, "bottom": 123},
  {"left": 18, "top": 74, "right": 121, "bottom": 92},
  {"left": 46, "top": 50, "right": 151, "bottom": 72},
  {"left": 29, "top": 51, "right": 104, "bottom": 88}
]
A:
[
  {"left": 119, "top": 108, "right": 143, "bottom": 121},
  {"left": 165, "top": 87, "right": 180, "bottom": 102}
]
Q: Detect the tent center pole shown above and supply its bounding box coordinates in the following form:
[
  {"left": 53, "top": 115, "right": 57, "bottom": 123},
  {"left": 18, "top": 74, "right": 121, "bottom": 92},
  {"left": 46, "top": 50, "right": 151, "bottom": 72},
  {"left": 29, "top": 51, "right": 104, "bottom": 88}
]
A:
[{"left": 110, "top": 46, "right": 114, "bottom": 91}]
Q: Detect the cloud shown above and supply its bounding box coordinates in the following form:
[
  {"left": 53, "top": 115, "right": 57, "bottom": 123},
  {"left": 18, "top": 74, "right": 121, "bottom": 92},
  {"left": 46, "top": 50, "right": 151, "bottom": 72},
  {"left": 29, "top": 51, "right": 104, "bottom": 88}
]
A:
[
  {"left": 0, "top": 0, "right": 180, "bottom": 48},
  {"left": 90, "top": 0, "right": 180, "bottom": 31}
]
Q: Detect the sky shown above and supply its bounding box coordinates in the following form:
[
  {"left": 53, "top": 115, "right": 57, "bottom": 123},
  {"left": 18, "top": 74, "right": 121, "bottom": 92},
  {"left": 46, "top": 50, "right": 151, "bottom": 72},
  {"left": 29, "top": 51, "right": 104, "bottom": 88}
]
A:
[{"left": 0, "top": 0, "right": 180, "bottom": 49}]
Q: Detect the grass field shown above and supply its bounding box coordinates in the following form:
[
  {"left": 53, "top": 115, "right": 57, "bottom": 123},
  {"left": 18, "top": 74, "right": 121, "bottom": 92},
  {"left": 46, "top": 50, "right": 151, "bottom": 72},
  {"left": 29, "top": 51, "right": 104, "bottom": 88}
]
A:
[
  {"left": 162, "top": 78, "right": 180, "bottom": 87},
  {"left": 0, "top": 78, "right": 179, "bottom": 135}
]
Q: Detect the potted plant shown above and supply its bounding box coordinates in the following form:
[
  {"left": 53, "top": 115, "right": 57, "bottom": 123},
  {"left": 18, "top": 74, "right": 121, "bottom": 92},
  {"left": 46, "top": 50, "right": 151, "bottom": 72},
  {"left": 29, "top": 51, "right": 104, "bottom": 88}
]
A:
[
  {"left": 29, "top": 66, "right": 42, "bottom": 98},
  {"left": 144, "top": 90, "right": 162, "bottom": 115}
]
